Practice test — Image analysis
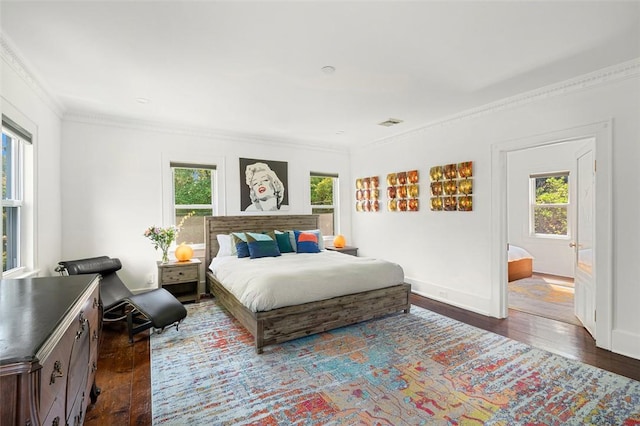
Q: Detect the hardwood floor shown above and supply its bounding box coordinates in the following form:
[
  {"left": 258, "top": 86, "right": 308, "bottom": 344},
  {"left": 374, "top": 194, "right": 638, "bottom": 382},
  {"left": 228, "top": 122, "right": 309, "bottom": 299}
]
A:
[
  {"left": 84, "top": 321, "right": 152, "bottom": 426},
  {"left": 84, "top": 294, "right": 640, "bottom": 425},
  {"left": 411, "top": 294, "right": 640, "bottom": 382}
]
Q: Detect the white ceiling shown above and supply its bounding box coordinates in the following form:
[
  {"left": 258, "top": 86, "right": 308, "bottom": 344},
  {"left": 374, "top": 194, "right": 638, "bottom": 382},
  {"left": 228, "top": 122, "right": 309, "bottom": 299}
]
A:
[{"left": 2, "top": 1, "right": 639, "bottom": 148}]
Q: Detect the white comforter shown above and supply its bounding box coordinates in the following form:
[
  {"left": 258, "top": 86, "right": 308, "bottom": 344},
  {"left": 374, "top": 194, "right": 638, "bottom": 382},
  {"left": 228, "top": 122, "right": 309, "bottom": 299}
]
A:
[
  {"left": 209, "top": 251, "right": 405, "bottom": 312},
  {"left": 508, "top": 245, "right": 534, "bottom": 261}
]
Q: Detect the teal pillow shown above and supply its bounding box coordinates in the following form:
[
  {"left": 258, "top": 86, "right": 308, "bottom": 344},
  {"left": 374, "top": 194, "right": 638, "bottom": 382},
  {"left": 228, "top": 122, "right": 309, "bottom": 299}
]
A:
[
  {"left": 274, "top": 231, "right": 294, "bottom": 253},
  {"left": 246, "top": 232, "right": 281, "bottom": 259},
  {"left": 232, "top": 232, "right": 249, "bottom": 258}
]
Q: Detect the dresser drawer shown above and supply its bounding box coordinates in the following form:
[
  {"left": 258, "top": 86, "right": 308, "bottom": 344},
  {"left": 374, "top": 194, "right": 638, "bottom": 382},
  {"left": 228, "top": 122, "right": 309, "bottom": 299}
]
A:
[
  {"left": 160, "top": 266, "right": 198, "bottom": 284},
  {"left": 39, "top": 320, "right": 77, "bottom": 421}
]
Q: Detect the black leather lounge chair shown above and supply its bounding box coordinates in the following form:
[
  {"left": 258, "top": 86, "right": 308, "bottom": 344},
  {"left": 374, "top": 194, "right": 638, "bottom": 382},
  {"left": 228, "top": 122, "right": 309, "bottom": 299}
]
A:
[{"left": 57, "top": 256, "right": 187, "bottom": 343}]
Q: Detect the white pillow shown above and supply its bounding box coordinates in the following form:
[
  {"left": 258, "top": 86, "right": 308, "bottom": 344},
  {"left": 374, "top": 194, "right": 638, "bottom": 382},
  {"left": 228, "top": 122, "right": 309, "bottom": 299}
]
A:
[
  {"left": 312, "top": 229, "right": 325, "bottom": 250},
  {"left": 216, "top": 234, "right": 234, "bottom": 257}
]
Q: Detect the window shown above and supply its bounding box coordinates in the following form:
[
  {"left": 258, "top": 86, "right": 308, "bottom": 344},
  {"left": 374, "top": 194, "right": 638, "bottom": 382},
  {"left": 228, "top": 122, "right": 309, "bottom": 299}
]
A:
[
  {"left": 310, "top": 173, "right": 339, "bottom": 236},
  {"left": 172, "top": 163, "right": 216, "bottom": 247},
  {"left": 2, "top": 115, "right": 33, "bottom": 275},
  {"left": 530, "top": 172, "right": 569, "bottom": 237}
]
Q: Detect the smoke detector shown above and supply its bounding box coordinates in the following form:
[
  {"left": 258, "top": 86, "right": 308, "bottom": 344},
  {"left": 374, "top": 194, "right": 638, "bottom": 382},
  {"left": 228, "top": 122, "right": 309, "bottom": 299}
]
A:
[
  {"left": 378, "top": 118, "right": 403, "bottom": 127},
  {"left": 321, "top": 66, "right": 336, "bottom": 74}
]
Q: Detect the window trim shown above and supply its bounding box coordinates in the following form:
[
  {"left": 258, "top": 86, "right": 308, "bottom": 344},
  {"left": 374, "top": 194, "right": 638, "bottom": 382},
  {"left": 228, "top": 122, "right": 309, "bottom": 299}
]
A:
[
  {"left": 529, "top": 171, "right": 570, "bottom": 239},
  {"left": 162, "top": 152, "right": 226, "bottom": 251}
]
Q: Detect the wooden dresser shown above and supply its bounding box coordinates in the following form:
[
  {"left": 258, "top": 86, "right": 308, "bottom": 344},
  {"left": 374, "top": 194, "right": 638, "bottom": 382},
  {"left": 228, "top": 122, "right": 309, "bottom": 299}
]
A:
[{"left": 0, "top": 275, "right": 102, "bottom": 426}]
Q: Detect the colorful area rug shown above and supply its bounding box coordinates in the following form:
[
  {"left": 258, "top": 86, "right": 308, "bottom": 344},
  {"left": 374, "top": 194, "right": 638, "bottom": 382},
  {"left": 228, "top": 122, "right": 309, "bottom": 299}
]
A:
[
  {"left": 508, "top": 275, "right": 581, "bottom": 326},
  {"left": 151, "top": 300, "right": 640, "bottom": 425}
]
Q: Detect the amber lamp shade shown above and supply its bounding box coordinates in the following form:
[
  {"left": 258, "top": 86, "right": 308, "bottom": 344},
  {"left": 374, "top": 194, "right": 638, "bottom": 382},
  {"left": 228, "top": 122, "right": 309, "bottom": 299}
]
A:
[
  {"left": 333, "top": 235, "right": 346, "bottom": 248},
  {"left": 175, "top": 243, "right": 194, "bottom": 262}
]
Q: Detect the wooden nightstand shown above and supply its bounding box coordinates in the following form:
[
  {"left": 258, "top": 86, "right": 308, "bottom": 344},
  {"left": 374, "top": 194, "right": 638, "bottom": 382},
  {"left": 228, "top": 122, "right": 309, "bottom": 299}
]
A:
[
  {"left": 157, "top": 258, "right": 201, "bottom": 303},
  {"left": 326, "top": 246, "right": 359, "bottom": 256}
]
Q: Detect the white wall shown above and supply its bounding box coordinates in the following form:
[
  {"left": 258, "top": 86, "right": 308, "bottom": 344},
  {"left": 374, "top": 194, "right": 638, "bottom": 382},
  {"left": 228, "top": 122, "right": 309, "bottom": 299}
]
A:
[
  {"left": 507, "top": 141, "right": 583, "bottom": 278},
  {"left": 60, "top": 118, "right": 351, "bottom": 293},
  {"left": 1, "top": 43, "right": 63, "bottom": 276},
  {"left": 4, "top": 33, "right": 639, "bottom": 359},
  {"left": 351, "top": 73, "right": 640, "bottom": 359}
]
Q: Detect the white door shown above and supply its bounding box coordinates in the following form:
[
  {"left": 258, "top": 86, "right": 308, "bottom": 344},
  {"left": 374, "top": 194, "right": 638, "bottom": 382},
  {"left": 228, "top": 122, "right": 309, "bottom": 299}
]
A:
[{"left": 573, "top": 139, "right": 596, "bottom": 337}]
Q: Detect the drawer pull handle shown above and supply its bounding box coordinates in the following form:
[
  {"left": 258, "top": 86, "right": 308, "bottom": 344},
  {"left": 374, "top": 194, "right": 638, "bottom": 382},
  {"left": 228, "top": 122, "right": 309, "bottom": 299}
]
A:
[
  {"left": 76, "top": 312, "right": 88, "bottom": 339},
  {"left": 93, "top": 297, "right": 99, "bottom": 308},
  {"left": 50, "top": 360, "right": 64, "bottom": 384},
  {"left": 52, "top": 416, "right": 60, "bottom": 426}
]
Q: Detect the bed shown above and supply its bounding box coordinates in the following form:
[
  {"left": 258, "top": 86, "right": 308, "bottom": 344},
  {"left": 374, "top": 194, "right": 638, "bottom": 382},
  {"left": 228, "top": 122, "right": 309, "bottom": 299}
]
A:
[
  {"left": 508, "top": 244, "right": 534, "bottom": 281},
  {"left": 205, "top": 215, "right": 411, "bottom": 353}
]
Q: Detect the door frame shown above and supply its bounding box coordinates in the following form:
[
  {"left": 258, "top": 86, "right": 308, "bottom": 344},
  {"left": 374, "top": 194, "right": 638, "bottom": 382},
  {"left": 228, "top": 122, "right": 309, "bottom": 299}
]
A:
[{"left": 491, "top": 120, "right": 613, "bottom": 349}]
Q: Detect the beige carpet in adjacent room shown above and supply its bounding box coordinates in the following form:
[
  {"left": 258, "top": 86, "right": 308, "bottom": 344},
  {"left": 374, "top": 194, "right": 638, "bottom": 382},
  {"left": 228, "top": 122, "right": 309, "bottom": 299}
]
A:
[{"left": 508, "top": 274, "right": 581, "bottom": 326}]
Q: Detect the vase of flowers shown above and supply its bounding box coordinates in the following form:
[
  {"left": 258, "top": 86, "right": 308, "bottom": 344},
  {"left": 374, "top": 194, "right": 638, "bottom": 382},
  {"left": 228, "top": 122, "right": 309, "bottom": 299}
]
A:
[
  {"left": 143, "top": 212, "right": 195, "bottom": 263},
  {"left": 143, "top": 225, "right": 178, "bottom": 263}
]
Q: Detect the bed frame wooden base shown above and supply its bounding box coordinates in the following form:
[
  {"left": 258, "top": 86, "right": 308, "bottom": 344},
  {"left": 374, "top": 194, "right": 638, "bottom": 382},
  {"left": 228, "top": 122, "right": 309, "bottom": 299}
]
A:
[
  {"left": 207, "top": 273, "right": 411, "bottom": 353},
  {"left": 204, "top": 215, "right": 411, "bottom": 354},
  {"left": 508, "top": 258, "right": 533, "bottom": 282}
]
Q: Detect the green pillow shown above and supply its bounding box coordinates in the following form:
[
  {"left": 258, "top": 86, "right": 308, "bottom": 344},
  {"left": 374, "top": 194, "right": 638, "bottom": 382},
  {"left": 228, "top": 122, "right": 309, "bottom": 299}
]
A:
[{"left": 274, "top": 231, "right": 294, "bottom": 253}]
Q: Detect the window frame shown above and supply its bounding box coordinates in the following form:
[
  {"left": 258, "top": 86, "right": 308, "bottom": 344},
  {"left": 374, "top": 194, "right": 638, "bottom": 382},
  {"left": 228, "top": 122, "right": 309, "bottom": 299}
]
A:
[
  {"left": 529, "top": 172, "right": 570, "bottom": 239},
  {"left": 2, "top": 114, "right": 34, "bottom": 278},
  {"left": 172, "top": 164, "right": 216, "bottom": 249},
  {"left": 310, "top": 172, "right": 340, "bottom": 237},
  {"left": 162, "top": 153, "right": 226, "bottom": 252}
]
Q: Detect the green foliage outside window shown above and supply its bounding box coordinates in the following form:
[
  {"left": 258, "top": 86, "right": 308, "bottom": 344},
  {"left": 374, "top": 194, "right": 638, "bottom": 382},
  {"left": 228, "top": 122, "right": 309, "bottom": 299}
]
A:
[
  {"left": 174, "top": 168, "right": 211, "bottom": 205},
  {"left": 173, "top": 168, "right": 213, "bottom": 244},
  {"left": 310, "top": 176, "right": 336, "bottom": 236},
  {"left": 533, "top": 176, "right": 568, "bottom": 235},
  {"left": 310, "top": 177, "right": 333, "bottom": 205}
]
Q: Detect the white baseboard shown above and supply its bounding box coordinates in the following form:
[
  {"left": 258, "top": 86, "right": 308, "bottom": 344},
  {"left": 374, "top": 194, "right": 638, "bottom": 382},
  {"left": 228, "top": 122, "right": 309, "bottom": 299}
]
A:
[
  {"left": 406, "top": 276, "right": 492, "bottom": 317},
  {"left": 611, "top": 329, "right": 640, "bottom": 361}
]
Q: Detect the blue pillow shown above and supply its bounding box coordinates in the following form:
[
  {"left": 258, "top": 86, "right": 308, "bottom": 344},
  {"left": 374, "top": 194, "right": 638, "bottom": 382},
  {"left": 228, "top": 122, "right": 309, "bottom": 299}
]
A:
[
  {"left": 274, "top": 231, "right": 294, "bottom": 253},
  {"left": 292, "top": 229, "right": 324, "bottom": 250},
  {"left": 294, "top": 230, "right": 320, "bottom": 254},
  {"left": 246, "top": 232, "right": 281, "bottom": 259},
  {"left": 232, "top": 232, "right": 249, "bottom": 258}
]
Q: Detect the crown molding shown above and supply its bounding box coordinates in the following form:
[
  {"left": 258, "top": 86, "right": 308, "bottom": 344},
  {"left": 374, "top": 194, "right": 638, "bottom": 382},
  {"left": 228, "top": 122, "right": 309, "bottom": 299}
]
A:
[
  {"left": 63, "top": 110, "right": 349, "bottom": 154},
  {"left": 1, "top": 33, "right": 65, "bottom": 118},
  {"left": 363, "top": 57, "right": 640, "bottom": 149}
]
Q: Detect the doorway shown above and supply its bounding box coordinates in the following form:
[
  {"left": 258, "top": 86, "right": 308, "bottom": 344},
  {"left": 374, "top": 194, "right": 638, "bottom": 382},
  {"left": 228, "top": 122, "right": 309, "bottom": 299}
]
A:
[
  {"left": 505, "top": 139, "right": 586, "bottom": 326},
  {"left": 491, "top": 121, "right": 613, "bottom": 350}
]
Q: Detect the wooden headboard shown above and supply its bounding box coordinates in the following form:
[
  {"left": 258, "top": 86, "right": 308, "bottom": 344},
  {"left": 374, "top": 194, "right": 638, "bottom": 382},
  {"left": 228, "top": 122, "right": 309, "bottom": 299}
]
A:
[{"left": 205, "top": 215, "right": 319, "bottom": 268}]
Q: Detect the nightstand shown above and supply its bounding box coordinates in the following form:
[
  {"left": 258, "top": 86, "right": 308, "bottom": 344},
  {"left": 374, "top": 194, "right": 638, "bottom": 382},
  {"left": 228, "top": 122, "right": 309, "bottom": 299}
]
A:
[
  {"left": 157, "top": 258, "right": 201, "bottom": 303},
  {"left": 326, "top": 246, "right": 359, "bottom": 256}
]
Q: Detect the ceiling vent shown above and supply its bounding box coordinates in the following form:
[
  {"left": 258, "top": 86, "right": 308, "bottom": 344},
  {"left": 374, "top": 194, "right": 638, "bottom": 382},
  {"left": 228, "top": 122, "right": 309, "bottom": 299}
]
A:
[{"left": 378, "top": 118, "right": 404, "bottom": 127}]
